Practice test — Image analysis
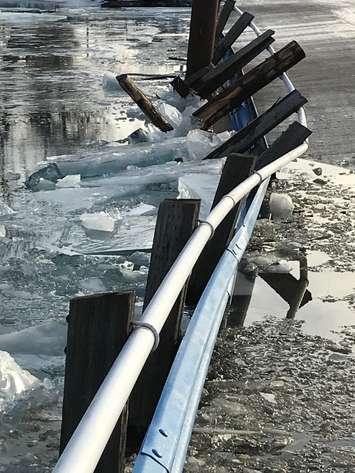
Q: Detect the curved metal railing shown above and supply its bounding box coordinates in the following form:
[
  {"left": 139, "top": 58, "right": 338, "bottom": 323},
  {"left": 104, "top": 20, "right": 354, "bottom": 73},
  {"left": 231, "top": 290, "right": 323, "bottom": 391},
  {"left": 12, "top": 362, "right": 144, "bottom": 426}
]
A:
[{"left": 53, "top": 6, "right": 309, "bottom": 473}]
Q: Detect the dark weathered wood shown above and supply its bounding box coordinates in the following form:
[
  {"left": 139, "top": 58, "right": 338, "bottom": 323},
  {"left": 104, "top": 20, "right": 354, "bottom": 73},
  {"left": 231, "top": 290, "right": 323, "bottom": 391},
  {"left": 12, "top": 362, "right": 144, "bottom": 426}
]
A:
[
  {"left": 186, "top": 0, "right": 219, "bottom": 77},
  {"left": 196, "top": 30, "right": 275, "bottom": 98},
  {"left": 195, "top": 41, "right": 306, "bottom": 130},
  {"left": 60, "top": 291, "right": 135, "bottom": 473},
  {"left": 256, "top": 121, "right": 312, "bottom": 169},
  {"left": 171, "top": 66, "right": 211, "bottom": 97},
  {"left": 216, "top": 0, "right": 236, "bottom": 37},
  {"left": 171, "top": 76, "right": 191, "bottom": 98},
  {"left": 213, "top": 12, "right": 254, "bottom": 64},
  {"left": 116, "top": 74, "right": 173, "bottom": 132},
  {"left": 186, "top": 155, "right": 256, "bottom": 306},
  {"left": 204, "top": 90, "right": 308, "bottom": 160},
  {"left": 127, "top": 199, "right": 200, "bottom": 454}
]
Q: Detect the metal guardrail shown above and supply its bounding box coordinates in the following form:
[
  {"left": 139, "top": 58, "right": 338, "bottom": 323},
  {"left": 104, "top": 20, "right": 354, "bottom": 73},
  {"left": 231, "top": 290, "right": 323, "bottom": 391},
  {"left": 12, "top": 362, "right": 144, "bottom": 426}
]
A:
[
  {"left": 52, "top": 5, "right": 309, "bottom": 473},
  {"left": 131, "top": 7, "right": 309, "bottom": 473}
]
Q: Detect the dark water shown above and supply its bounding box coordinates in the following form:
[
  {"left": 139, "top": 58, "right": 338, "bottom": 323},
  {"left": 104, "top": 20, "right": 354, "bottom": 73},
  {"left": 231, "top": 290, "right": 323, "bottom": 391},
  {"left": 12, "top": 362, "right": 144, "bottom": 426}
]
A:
[{"left": 0, "top": 2, "right": 190, "bottom": 185}]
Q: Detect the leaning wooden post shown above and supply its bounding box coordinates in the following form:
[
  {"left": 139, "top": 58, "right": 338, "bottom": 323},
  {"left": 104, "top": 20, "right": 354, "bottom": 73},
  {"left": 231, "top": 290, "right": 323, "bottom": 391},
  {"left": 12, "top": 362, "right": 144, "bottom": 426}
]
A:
[
  {"left": 186, "top": 0, "right": 219, "bottom": 77},
  {"left": 60, "top": 291, "right": 135, "bottom": 473},
  {"left": 116, "top": 74, "right": 173, "bottom": 132},
  {"left": 186, "top": 154, "right": 256, "bottom": 306},
  {"left": 127, "top": 199, "right": 200, "bottom": 454}
]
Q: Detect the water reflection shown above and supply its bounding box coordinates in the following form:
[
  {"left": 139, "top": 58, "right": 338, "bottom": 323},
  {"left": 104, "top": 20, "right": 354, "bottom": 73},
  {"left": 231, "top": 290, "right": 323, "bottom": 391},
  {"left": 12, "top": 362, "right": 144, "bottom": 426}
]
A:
[
  {"left": 228, "top": 253, "right": 355, "bottom": 343},
  {"left": 0, "top": 6, "right": 190, "bottom": 192},
  {"left": 229, "top": 256, "right": 312, "bottom": 327}
]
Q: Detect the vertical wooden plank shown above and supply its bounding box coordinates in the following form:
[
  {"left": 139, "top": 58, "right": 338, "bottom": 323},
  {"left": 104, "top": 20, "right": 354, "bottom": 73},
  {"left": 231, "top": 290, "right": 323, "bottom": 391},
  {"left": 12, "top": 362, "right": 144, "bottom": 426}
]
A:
[
  {"left": 60, "top": 291, "right": 135, "bottom": 473},
  {"left": 186, "top": 0, "right": 219, "bottom": 77},
  {"left": 127, "top": 199, "right": 201, "bottom": 454},
  {"left": 186, "top": 154, "right": 256, "bottom": 306}
]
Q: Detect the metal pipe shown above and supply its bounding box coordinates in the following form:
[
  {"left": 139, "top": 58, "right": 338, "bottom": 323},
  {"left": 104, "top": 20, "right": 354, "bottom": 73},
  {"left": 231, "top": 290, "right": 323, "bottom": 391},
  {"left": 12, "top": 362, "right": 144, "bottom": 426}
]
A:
[{"left": 53, "top": 141, "right": 307, "bottom": 473}]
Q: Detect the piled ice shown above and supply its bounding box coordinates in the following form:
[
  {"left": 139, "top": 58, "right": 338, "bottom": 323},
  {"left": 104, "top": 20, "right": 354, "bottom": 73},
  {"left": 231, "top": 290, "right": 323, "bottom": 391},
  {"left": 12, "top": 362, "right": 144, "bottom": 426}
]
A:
[{"left": 0, "top": 351, "right": 38, "bottom": 411}]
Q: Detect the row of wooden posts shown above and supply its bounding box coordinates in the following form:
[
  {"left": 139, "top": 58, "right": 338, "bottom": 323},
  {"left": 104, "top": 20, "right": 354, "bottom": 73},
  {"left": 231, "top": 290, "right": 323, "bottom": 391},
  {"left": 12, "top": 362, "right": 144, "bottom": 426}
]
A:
[{"left": 59, "top": 1, "right": 312, "bottom": 471}]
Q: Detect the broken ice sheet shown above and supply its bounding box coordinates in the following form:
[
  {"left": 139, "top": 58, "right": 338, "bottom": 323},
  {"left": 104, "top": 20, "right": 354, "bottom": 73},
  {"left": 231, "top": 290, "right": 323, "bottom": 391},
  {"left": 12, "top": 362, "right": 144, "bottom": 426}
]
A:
[{"left": 26, "top": 129, "right": 230, "bottom": 184}]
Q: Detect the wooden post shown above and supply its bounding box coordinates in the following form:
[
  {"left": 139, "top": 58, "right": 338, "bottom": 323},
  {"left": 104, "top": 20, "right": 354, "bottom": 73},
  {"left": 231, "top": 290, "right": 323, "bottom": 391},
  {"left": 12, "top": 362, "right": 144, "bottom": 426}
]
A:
[
  {"left": 213, "top": 12, "right": 254, "bottom": 64},
  {"left": 186, "top": 0, "right": 219, "bottom": 77},
  {"left": 194, "top": 41, "right": 306, "bottom": 130},
  {"left": 196, "top": 30, "right": 275, "bottom": 98},
  {"left": 127, "top": 199, "right": 200, "bottom": 454},
  {"left": 256, "top": 121, "right": 312, "bottom": 170},
  {"left": 186, "top": 154, "right": 256, "bottom": 306},
  {"left": 215, "top": 0, "right": 236, "bottom": 38},
  {"left": 116, "top": 74, "right": 173, "bottom": 132},
  {"left": 60, "top": 291, "right": 135, "bottom": 473},
  {"left": 204, "top": 90, "right": 308, "bottom": 160}
]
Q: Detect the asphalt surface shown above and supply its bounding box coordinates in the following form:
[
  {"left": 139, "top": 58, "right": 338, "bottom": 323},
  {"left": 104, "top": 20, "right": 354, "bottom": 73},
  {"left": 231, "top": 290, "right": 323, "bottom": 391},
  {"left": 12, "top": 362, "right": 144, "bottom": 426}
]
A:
[{"left": 239, "top": 0, "right": 355, "bottom": 168}]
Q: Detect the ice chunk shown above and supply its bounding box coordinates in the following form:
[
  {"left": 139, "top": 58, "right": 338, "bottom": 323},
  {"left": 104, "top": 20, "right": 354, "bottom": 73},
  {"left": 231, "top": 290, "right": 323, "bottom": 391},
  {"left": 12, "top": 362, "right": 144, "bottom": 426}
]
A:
[
  {"left": 102, "top": 71, "right": 120, "bottom": 91},
  {"left": 0, "top": 224, "right": 6, "bottom": 238},
  {"left": 80, "top": 211, "right": 118, "bottom": 234},
  {"left": 158, "top": 102, "right": 183, "bottom": 129},
  {"left": 270, "top": 193, "right": 294, "bottom": 220},
  {"left": 0, "top": 321, "right": 67, "bottom": 356},
  {"left": 56, "top": 174, "right": 81, "bottom": 188},
  {"left": 26, "top": 131, "right": 231, "bottom": 185},
  {"left": 178, "top": 172, "right": 220, "bottom": 219},
  {"left": 0, "top": 351, "right": 38, "bottom": 411},
  {"left": 186, "top": 129, "right": 232, "bottom": 161}
]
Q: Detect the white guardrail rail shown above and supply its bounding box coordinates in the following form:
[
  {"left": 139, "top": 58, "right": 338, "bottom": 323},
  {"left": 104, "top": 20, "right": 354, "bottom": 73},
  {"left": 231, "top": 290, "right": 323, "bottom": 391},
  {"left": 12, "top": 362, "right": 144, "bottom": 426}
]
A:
[{"left": 52, "top": 5, "right": 308, "bottom": 473}]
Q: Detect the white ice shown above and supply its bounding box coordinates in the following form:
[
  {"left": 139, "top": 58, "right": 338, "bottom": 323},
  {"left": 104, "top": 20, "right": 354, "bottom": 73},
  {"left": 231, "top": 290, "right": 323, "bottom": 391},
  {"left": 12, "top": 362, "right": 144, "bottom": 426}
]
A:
[
  {"left": 178, "top": 172, "right": 220, "bottom": 219},
  {"left": 80, "top": 211, "right": 118, "bottom": 234},
  {"left": 0, "top": 351, "right": 38, "bottom": 411},
  {"left": 270, "top": 193, "right": 294, "bottom": 220}
]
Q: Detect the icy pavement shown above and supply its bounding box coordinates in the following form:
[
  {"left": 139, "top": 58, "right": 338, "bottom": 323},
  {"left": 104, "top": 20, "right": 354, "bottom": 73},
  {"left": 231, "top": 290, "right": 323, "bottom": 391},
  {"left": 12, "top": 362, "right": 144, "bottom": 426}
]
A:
[{"left": 188, "top": 319, "right": 355, "bottom": 473}]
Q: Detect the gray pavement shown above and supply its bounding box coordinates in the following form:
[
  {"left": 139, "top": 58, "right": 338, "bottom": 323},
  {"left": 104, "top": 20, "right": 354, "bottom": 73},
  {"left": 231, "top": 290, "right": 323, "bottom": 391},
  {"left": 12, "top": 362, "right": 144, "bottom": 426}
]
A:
[{"left": 240, "top": 0, "right": 355, "bottom": 167}]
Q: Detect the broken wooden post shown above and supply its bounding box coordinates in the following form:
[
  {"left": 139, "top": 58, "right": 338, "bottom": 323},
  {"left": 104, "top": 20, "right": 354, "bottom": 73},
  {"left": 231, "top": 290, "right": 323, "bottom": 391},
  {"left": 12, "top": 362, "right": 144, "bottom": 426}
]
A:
[
  {"left": 213, "top": 12, "right": 254, "bottom": 64},
  {"left": 127, "top": 199, "right": 200, "bottom": 454},
  {"left": 256, "top": 121, "right": 312, "bottom": 169},
  {"left": 196, "top": 30, "right": 275, "bottom": 98},
  {"left": 186, "top": 0, "right": 219, "bottom": 77},
  {"left": 60, "top": 291, "right": 135, "bottom": 473},
  {"left": 216, "top": 0, "right": 236, "bottom": 38},
  {"left": 186, "top": 154, "right": 256, "bottom": 306},
  {"left": 194, "top": 41, "right": 306, "bottom": 130},
  {"left": 116, "top": 74, "right": 173, "bottom": 132},
  {"left": 173, "top": 30, "right": 275, "bottom": 99},
  {"left": 204, "top": 90, "right": 308, "bottom": 160}
]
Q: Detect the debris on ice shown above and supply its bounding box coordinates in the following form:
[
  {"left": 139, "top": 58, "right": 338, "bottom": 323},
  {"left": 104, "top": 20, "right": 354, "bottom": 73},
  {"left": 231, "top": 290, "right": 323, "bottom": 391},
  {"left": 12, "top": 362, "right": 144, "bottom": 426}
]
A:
[
  {"left": 0, "top": 201, "right": 15, "bottom": 217},
  {"left": 269, "top": 193, "right": 294, "bottom": 220},
  {"left": 80, "top": 211, "right": 118, "bottom": 234},
  {"left": 0, "top": 351, "right": 38, "bottom": 411}
]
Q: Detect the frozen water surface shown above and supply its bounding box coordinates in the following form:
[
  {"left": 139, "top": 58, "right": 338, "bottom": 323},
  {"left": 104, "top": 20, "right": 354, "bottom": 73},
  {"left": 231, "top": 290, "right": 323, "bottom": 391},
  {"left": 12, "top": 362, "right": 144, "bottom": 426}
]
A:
[{"left": 0, "top": 1, "right": 354, "bottom": 472}]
